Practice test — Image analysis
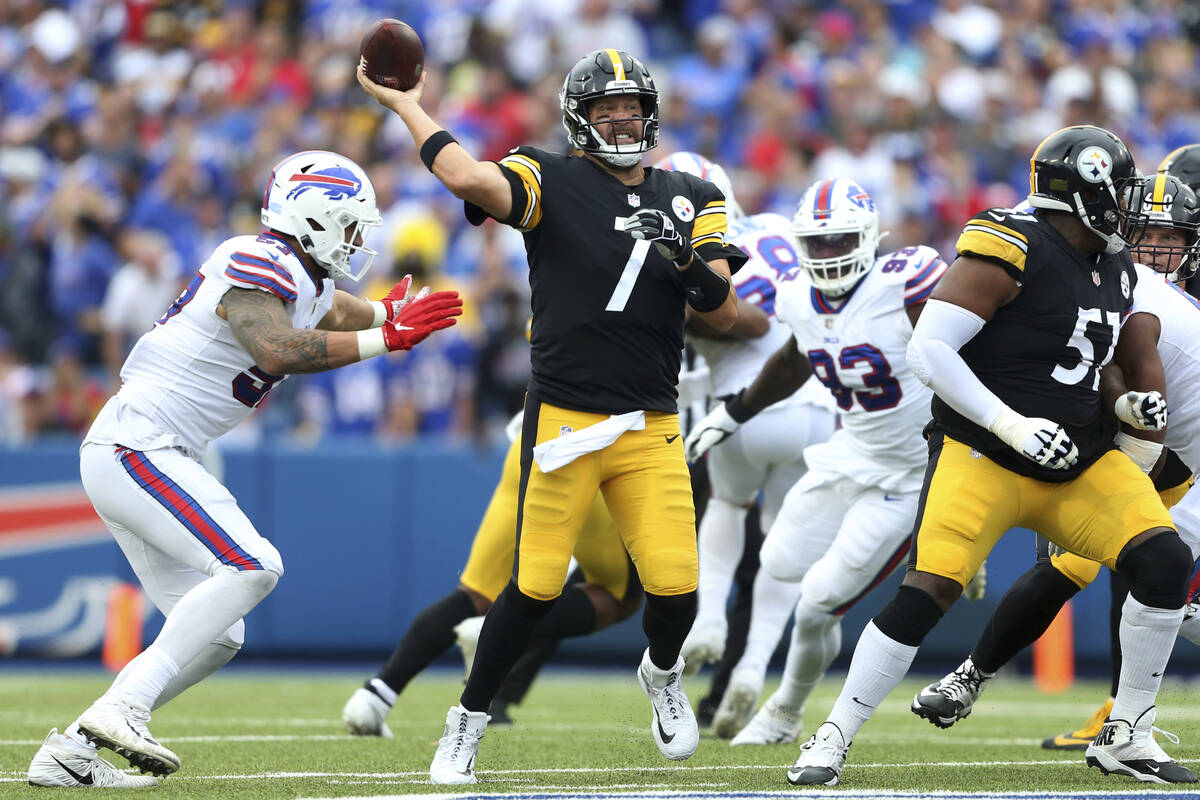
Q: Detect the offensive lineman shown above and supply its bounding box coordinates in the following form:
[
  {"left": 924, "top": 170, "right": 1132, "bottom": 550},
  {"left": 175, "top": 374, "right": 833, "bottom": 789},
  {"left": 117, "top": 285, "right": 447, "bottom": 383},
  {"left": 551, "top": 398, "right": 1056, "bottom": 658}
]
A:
[
  {"left": 358, "top": 49, "right": 746, "bottom": 784},
  {"left": 26, "top": 151, "right": 463, "bottom": 788},
  {"left": 788, "top": 125, "right": 1194, "bottom": 787},
  {"left": 686, "top": 177, "right": 954, "bottom": 745}
]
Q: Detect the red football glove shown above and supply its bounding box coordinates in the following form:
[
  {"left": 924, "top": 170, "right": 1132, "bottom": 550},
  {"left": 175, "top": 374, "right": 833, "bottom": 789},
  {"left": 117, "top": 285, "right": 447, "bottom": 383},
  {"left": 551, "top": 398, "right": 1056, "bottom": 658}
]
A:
[
  {"left": 380, "top": 290, "right": 463, "bottom": 351},
  {"left": 378, "top": 274, "right": 414, "bottom": 322}
]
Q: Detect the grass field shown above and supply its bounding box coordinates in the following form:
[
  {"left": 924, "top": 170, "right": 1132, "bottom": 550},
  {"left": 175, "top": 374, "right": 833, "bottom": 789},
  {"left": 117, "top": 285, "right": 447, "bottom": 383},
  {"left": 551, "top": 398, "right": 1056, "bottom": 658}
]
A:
[{"left": 2, "top": 668, "right": 1199, "bottom": 798}]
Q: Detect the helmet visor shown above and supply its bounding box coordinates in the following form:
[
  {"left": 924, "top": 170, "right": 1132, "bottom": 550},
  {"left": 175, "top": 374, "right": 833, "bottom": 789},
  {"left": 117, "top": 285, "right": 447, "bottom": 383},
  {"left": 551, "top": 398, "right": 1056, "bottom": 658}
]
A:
[{"left": 797, "top": 232, "right": 859, "bottom": 261}]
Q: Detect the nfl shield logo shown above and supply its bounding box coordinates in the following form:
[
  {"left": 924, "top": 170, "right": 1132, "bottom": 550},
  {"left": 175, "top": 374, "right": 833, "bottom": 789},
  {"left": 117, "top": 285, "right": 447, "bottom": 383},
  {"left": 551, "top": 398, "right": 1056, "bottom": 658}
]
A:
[
  {"left": 627, "top": 193, "right": 641, "bottom": 207},
  {"left": 1092, "top": 270, "right": 1101, "bottom": 286},
  {"left": 824, "top": 319, "right": 834, "bottom": 329}
]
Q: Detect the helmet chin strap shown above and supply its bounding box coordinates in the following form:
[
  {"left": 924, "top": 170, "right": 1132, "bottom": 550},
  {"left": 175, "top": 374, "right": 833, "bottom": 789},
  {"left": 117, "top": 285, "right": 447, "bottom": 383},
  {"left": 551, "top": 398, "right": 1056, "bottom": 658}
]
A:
[{"left": 1072, "top": 192, "right": 1126, "bottom": 255}]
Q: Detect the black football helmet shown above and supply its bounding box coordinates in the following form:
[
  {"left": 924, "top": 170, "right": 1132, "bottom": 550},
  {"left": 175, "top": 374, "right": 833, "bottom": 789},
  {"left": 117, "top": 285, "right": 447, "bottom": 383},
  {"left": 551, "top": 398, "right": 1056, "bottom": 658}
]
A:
[
  {"left": 1027, "top": 125, "right": 1146, "bottom": 254},
  {"left": 1133, "top": 172, "right": 1200, "bottom": 283},
  {"left": 1158, "top": 144, "right": 1200, "bottom": 195},
  {"left": 560, "top": 49, "right": 659, "bottom": 168}
]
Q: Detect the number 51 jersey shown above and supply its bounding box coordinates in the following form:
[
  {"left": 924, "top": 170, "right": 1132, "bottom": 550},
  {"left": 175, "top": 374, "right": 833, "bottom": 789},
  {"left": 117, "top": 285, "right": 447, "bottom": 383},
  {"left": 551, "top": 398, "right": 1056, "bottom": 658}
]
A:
[
  {"left": 774, "top": 245, "right": 948, "bottom": 492},
  {"left": 85, "top": 232, "right": 334, "bottom": 457}
]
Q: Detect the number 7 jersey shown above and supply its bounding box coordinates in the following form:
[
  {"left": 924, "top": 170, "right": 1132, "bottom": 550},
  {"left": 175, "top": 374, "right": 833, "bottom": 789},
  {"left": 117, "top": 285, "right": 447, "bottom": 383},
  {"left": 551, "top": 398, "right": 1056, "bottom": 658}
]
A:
[{"left": 774, "top": 245, "right": 947, "bottom": 492}]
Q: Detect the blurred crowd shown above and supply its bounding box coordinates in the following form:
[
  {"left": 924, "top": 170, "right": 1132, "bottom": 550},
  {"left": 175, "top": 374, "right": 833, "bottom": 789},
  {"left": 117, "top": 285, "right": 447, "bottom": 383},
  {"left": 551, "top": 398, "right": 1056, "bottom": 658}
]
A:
[{"left": 2, "top": 0, "right": 1199, "bottom": 446}]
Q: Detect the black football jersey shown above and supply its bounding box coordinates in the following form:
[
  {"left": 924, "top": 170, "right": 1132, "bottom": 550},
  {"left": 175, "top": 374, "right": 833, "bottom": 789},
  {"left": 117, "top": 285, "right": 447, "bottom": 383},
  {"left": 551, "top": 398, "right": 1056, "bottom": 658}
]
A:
[
  {"left": 466, "top": 146, "right": 747, "bottom": 414},
  {"left": 930, "top": 208, "right": 1137, "bottom": 482}
]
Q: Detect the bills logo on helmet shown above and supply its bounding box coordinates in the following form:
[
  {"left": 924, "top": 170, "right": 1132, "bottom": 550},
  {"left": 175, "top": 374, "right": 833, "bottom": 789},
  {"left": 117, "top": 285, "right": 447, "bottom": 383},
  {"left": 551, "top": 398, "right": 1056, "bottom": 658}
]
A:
[
  {"left": 286, "top": 166, "right": 362, "bottom": 201},
  {"left": 1076, "top": 147, "right": 1112, "bottom": 183},
  {"left": 848, "top": 184, "right": 875, "bottom": 211}
]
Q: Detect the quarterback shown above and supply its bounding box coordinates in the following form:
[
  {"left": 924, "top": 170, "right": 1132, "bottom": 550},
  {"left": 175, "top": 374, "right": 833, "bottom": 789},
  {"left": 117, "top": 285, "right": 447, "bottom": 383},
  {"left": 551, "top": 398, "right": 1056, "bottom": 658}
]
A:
[{"left": 26, "top": 151, "right": 462, "bottom": 788}]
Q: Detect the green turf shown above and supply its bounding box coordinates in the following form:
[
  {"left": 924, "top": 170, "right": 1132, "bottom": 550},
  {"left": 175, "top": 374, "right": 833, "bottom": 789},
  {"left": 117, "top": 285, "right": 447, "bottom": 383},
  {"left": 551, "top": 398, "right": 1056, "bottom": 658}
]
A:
[{"left": 2, "top": 669, "right": 1198, "bottom": 797}]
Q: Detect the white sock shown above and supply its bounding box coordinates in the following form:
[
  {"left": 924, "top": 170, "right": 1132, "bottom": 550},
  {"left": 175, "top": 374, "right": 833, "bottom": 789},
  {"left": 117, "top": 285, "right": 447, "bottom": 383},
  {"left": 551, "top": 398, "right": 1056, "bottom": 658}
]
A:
[
  {"left": 735, "top": 570, "right": 803, "bottom": 677},
  {"left": 104, "top": 645, "right": 180, "bottom": 711},
  {"left": 63, "top": 722, "right": 96, "bottom": 749},
  {"left": 153, "top": 641, "right": 241, "bottom": 710},
  {"left": 775, "top": 598, "right": 841, "bottom": 712},
  {"left": 695, "top": 498, "right": 747, "bottom": 627},
  {"left": 369, "top": 678, "right": 398, "bottom": 707},
  {"left": 825, "top": 621, "right": 918, "bottom": 743},
  {"left": 1110, "top": 594, "right": 1183, "bottom": 723}
]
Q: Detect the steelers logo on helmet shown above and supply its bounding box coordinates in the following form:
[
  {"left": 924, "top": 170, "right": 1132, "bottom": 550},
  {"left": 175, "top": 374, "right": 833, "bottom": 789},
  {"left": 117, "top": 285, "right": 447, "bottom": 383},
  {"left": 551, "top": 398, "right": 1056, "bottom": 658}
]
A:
[
  {"left": 672, "top": 195, "right": 695, "bottom": 222},
  {"left": 1076, "top": 146, "right": 1113, "bottom": 184}
]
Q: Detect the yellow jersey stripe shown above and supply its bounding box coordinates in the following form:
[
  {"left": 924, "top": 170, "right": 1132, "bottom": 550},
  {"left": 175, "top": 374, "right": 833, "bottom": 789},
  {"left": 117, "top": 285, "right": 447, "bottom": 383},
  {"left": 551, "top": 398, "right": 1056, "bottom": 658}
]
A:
[
  {"left": 692, "top": 233, "right": 724, "bottom": 248},
  {"left": 968, "top": 218, "right": 1028, "bottom": 244},
  {"left": 605, "top": 49, "right": 625, "bottom": 81},
  {"left": 499, "top": 159, "right": 543, "bottom": 230},
  {"left": 691, "top": 210, "right": 727, "bottom": 243},
  {"left": 957, "top": 228, "right": 1028, "bottom": 272}
]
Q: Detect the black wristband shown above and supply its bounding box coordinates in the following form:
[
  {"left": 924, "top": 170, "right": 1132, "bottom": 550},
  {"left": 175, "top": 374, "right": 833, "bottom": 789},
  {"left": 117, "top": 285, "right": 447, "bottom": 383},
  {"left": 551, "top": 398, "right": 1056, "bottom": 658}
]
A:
[
  {"left": 419, "top": 130, "right": 458, "bottom": 172},
  {"left": 677, "top": 252, "right": 730, "bottom": 312},
  {"left": 724, "top": 388, "right": 756, "bottom": 424}
]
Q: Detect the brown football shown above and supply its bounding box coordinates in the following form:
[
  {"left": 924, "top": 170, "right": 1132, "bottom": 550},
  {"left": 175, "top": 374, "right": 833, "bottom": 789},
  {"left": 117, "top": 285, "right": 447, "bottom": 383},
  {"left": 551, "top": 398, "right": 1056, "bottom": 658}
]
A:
[{"left": 359, "top": 19, "right": 424, "bottom": 91}]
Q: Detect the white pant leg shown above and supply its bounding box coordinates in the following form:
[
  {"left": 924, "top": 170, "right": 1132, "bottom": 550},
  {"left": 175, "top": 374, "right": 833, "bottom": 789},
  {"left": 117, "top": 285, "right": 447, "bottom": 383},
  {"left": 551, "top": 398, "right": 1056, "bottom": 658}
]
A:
[
  {"left": 760, "top": 477, "right": 849, "bottom": 583},
  {"left": 80, "top": 443, "right": 283, "bottom": 577},
  {"left": 796, "top": 483, "right": 917, "bottom": 614},
  {"left": 1169, "top": 482, "right": 1200, "bottom": 560}
]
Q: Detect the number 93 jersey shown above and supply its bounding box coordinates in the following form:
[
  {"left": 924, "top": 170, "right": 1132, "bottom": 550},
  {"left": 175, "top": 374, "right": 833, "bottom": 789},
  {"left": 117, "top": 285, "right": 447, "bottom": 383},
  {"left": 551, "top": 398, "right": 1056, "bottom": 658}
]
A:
[
  {"left": 86, "top": 232, "right": 334, "bottom": 457},
  {"left": 775, "top": 245, "right": 948, "bottom": 492},
  {"left": 931, "top": 208, "right": 1136, "bottom": 481},
  {"left": 466, "top": 146, "right": 747, "bottom": 415}
]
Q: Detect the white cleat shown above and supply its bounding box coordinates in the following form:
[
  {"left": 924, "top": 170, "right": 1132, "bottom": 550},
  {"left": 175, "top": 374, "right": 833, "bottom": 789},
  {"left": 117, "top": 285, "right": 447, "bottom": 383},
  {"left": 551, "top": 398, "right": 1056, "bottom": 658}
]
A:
[
  {"left": 1086, "top": 706, "right": 1198, "bottom": 784},
  {"left": 453, "top": 616, "right": 485, "bottom": 680},
  {"left": 76, "top": 698, "right": 180, "bottom": 777},
  {"left": 680, "top": 621, "right": 726, "bottom": 677},
  {"left": 712, "top": 669, "right": 762, "bottom": 739},
  {"left": 429, "top": 704, "right": 489, "bottom": 785},
  {"left": 637, "top": 649, "right": 699, "bottom": 760},
  {"left": 787, "top": 721, "right": 849, "bottom": 786},
  {"left": 343, "top": 688, "right": 394, "bottom": 738},
  {"left": 28, "top": 729, "right": 159, "bottom": 788},
  {"left": 731, "top": 693, "right": 803, "bottom": 746}
]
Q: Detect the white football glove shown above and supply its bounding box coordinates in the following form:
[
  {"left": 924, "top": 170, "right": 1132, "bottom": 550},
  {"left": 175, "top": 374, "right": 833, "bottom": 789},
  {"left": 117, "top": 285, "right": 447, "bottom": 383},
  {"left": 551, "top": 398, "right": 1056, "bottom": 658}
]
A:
[
  {"left": 963, "top": 560, "right": 987, "bottom": 602},
  {"left": 684, "top": 402, "right": 741, "bottom": 462},
  {"left": 989, "top": 408, "right": 1078, "bottom": 470},
  {"left": 1114, "top": 390, "right": 1167, "bottom": 431}
]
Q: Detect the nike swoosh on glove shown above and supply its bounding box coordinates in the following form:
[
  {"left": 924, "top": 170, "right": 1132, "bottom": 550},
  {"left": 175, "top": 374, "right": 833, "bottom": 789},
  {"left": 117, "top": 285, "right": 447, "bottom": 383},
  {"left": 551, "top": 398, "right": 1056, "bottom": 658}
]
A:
[{"left": 381, "top": 290, "right": 463, "bottom": 351}]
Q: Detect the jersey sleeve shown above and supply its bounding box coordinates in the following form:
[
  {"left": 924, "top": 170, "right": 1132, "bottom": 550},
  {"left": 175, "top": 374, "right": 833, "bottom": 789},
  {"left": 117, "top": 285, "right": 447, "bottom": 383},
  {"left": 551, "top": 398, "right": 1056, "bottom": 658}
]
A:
[
  {"left": 955, "top": 211, "right": 1031, "bottom": 282},
  {"left": 222, "top": 246, "right": 299, "bottom": 303},
  {"left": 464, "top": 146, "right": 545, "bottom": 232},
  {"left": 902, "top": 246, "right": 950, "bottom": 307},
  {"left": 689, "top": 177, "right": 749, "bottom": 273}
]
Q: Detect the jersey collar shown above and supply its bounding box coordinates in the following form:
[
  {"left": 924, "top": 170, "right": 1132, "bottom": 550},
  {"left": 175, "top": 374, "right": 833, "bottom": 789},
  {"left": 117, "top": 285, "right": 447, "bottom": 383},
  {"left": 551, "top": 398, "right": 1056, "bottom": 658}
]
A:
[
  {"left": 809, "top": 274, "right": 867, "bottom": 315},
  {"left": 258, "top": 231, "right": 326, "bottom": 295}
]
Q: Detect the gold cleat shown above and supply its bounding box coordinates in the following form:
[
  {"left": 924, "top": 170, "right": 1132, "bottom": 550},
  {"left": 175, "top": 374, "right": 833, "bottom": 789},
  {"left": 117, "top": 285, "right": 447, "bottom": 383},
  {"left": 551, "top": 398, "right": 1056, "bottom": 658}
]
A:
[{"left": 1042, "top": 697, "right": 1113, "bottom": 751}]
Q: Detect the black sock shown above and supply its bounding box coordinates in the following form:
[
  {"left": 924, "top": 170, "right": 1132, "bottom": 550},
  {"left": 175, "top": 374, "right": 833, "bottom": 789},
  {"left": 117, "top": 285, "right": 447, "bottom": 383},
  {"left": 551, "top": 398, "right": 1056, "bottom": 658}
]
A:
[
  {"left": 1109, "top": 569, "right": 1129, "bottom": 698},
  {"left": 376, "top": 589, "right": 477, "bottom": 696},
  {"left": 642, "top": 591, "right": 698, "bottom": 669},
  {"left": 528, "top": 585, "right": 597, "bottom": 640},
  {"left": 971, "top": 563, "right": 1079, "bottom": 674},
  {"left": 460, "top": 582, "right": 552, "bottom": 712},
  {"left": 497, "top": 637, "right": 559, "bottom": 705}
]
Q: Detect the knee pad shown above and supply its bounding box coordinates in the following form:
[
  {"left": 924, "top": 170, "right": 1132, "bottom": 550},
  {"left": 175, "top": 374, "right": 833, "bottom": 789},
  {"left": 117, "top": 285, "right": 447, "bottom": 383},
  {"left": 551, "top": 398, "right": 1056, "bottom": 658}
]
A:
[
  {"left": 214, "top": 619, "right": 245, "bottom": 651},
  {"left": 794, "top": 596, "right": 838, "bottom": 633},
  {"left": 1117, "top": 530, "right": 1192, "bottom": 609},
  {"left": 872, "top": 585, "right": 943, "bottom": 647}
]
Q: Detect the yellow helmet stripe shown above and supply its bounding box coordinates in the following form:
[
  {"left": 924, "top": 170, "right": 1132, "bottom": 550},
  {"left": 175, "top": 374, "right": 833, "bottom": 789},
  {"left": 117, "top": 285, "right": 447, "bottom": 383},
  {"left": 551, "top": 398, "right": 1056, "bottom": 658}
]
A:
[
  {"left": 605, "top": 49, "right": 625, "bottom": 82},
  {"left": 1159, "top": 145, "right": 1189, "bottom": 173},
  {"left": 1153, "top": 173, "right": 1169, "bottom": 206}
]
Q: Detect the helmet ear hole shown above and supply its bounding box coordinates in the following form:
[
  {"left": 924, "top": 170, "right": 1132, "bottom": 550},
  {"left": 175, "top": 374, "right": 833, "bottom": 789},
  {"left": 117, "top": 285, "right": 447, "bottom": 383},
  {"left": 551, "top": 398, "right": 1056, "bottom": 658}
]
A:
[{"left": 306, "top": 217, "right": 327, "bottom": 232}]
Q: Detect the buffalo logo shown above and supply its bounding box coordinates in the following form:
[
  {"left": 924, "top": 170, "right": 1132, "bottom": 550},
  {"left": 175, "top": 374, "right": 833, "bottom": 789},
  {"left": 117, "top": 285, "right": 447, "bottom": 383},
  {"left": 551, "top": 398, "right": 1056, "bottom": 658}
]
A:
[
  {"left": 847, "top": 183, "right": 875, "bottom": 211},
  {"left": 286, "top": 166, "right": 361, "bottom": 201},
  {"left": 1076, "top": 146, "right": 1113, "bottom": 184}
]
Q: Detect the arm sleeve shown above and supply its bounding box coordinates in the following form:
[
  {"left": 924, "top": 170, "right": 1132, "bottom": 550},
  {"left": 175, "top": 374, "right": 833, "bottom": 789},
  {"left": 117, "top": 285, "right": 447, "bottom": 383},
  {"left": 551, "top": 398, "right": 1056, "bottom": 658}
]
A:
[
  {"left": 464, "top": 147, "right": 544, "bottom": 231},
  {"left": 906, "top": 298, "right": 1008, "bottom": 429}
]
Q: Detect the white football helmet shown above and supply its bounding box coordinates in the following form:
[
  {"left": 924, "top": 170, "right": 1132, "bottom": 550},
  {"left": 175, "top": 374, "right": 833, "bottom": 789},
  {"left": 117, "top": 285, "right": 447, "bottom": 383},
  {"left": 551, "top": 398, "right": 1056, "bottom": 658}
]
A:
[
  {"left": 792, "top": 178, "right": 880, "bottom": 297},
  {"left": 261, "top": 151, "right": 383, "bottom": 281},
  {"left": 653, "top": 151, "right": 744, "bottom": 220}
]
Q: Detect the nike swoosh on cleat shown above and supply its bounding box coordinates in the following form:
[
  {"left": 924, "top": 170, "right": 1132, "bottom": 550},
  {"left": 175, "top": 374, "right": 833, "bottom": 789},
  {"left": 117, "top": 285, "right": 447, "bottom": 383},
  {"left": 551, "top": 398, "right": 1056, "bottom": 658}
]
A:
[
  {"left": 1147, "top": 764, "right": 1161, "bottom": 773},
  {"left": 50, "top": 756, "right": 94, "bottom": 786},
  {"left": 656, "top": 717, "right": 675, "bottom": 744},
  {"left": 665, "top": 434, "right": 680, "bottom": 443}
]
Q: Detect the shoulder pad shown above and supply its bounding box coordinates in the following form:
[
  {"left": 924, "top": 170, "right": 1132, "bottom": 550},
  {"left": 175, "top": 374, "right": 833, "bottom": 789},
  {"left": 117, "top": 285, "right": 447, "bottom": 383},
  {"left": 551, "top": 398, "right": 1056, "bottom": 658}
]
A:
[{"left": 956, "top": 209, "right": 1032, "bottom": 274}]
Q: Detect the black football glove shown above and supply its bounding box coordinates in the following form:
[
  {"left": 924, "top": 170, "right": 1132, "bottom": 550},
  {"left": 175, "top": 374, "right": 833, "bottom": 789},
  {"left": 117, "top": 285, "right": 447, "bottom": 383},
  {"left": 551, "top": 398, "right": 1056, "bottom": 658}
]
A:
[{"left": 623, "top": 209, "right": 693, "bottom": 266}]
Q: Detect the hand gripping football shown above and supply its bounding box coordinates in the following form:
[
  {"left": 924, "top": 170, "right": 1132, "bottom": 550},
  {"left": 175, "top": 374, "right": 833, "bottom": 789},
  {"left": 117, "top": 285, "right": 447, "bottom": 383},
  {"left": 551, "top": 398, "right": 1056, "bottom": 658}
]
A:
[{"left": 359, "top": 19, "right": 424, "bottom": 91}]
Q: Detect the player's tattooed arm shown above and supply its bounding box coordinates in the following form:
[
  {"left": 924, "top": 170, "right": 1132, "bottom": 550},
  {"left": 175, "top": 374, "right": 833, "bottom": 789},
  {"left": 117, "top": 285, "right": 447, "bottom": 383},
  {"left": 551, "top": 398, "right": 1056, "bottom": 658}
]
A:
[
  {"left": 222, "top": 288, "right": 363, "bottom": 374},
  {"left": 739, "top": 335, "right": 813, "bottom": 415},
  {"left": 317, "top": 289, "right": 377, "bottom": 331}
]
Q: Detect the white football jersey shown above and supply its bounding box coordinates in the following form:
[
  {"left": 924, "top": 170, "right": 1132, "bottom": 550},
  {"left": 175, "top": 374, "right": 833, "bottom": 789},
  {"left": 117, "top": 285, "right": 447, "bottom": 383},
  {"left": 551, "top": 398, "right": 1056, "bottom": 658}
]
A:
[
  {"left": 775, "top": 245, "right": 948, "bottom": 491},
  {"left": 690, "top": 213, "right": 833, "bottom": 410},
  {"left": 86, "top": 232, "right": 334, "bottom": 456},
  {"left": 1129, "top": 263, "right": 1200, "bottom": 473}
]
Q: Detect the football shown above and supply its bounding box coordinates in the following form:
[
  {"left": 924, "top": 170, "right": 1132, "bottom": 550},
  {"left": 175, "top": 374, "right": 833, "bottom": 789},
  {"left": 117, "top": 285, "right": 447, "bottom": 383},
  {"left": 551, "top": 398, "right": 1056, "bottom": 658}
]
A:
[{"left": 359, "top": 19, "right": 424, "bottom": 91}]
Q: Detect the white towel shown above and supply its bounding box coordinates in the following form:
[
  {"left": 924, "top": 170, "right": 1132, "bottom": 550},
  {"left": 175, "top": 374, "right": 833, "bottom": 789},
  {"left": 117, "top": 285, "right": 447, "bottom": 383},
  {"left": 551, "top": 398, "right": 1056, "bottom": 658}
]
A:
[{"left": 532, "top": 410, "right": 646, "bottom": 473}]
